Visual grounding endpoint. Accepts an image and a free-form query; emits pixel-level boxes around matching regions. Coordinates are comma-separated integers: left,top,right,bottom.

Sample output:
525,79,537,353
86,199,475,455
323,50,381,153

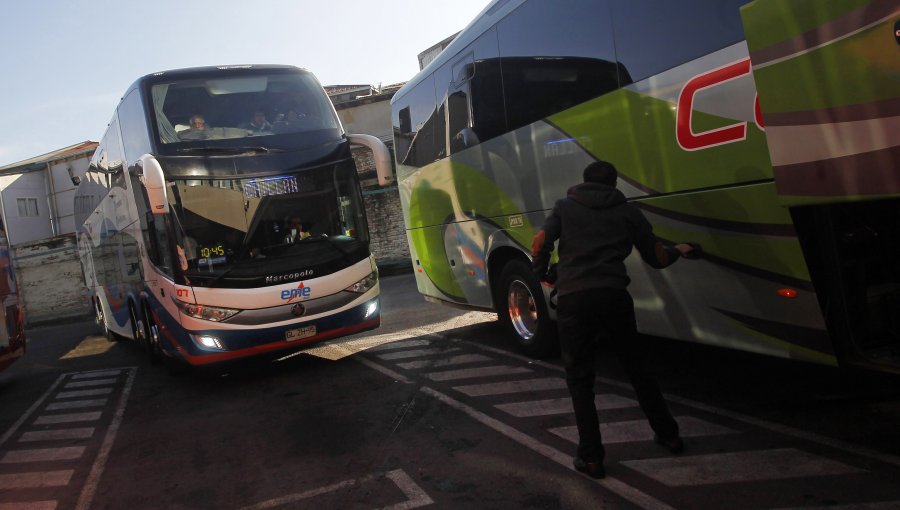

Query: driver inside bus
283,215,310,243
180,114,209,140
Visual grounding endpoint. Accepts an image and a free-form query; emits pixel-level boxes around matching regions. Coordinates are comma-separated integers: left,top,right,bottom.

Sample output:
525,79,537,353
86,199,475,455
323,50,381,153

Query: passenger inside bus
241,109,272,134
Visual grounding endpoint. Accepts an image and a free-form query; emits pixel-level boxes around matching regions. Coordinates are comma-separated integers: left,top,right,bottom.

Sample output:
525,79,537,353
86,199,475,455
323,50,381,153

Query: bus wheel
141,305,162,365
97,299,118,342
497,259,557,358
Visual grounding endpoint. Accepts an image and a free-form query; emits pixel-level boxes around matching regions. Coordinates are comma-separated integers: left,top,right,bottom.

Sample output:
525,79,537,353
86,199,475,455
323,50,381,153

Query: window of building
16,198,39,217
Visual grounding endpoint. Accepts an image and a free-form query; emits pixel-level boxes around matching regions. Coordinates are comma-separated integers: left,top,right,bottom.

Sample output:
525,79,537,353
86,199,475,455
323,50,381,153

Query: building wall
363,186,410,270
337,100,393,139
0,172,53,246
11,233,90,326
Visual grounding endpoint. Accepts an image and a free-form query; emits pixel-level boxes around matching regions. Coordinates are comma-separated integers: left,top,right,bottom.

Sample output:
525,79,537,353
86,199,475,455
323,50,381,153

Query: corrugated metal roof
0,140,98,175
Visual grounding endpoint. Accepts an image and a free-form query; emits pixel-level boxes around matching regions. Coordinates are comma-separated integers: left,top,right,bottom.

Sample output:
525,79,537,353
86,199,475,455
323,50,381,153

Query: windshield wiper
176,146,284,155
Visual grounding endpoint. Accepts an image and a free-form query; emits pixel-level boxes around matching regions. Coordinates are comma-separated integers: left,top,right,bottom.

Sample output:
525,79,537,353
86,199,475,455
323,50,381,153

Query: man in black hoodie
531,160,696,479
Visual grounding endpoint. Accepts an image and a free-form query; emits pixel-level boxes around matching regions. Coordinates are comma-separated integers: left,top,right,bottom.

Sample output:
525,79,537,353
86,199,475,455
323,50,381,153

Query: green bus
390,0,900,372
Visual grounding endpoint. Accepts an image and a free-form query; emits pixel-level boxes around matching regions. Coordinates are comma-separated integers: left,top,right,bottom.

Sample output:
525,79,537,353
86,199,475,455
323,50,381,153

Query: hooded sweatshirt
532,182,677,297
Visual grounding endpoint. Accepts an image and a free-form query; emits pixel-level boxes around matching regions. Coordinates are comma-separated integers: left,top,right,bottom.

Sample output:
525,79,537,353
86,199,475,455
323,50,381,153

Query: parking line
34,412,102,425
19,429,95,443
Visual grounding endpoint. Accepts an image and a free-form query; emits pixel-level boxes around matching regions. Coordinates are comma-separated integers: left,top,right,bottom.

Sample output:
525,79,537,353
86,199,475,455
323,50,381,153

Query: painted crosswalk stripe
496,394,639,418
45,399,108,411
397,354,492,370
368,339,432,352
0,470,73,489
70,370,121,380
34,412,102,425
620,448,864,486
20,428,95,443
1,446,86,464
64,379,118,389
377,348,461,361
426,365,532,382
55,388,113,399
549,416,739,445
454,378,567,397
0,501,58,510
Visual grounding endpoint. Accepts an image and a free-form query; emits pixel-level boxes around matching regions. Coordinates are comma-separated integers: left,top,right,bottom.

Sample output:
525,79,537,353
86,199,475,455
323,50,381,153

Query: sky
0,0,491,168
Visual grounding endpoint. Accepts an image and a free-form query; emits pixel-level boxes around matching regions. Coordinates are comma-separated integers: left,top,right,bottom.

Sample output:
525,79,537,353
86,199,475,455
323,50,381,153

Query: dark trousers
557,288,678,462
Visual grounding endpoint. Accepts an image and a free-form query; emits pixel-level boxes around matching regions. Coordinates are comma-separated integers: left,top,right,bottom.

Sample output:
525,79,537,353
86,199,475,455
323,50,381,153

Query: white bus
76,65,391,372
390,0,900,372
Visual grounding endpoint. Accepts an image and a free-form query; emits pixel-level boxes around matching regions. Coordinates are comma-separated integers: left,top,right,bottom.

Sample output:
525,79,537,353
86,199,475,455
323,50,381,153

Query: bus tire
141,304,162,365
497,259,557,358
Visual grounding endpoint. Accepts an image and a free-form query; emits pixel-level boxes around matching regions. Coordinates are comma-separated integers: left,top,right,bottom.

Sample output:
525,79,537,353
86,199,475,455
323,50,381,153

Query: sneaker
573,457,605,479
653,434,684,454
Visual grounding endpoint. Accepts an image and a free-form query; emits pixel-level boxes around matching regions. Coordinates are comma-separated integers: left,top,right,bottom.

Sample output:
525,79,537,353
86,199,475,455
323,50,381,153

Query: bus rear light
777,288,798,299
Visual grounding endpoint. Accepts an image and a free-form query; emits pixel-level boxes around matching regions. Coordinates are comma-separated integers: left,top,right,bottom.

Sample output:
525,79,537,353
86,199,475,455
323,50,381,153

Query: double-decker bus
76,65,391,372
390,0,900,372
0,234,25,372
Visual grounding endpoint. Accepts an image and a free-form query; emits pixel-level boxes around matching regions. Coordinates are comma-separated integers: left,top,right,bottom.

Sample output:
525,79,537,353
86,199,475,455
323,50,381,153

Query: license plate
285,325,316,342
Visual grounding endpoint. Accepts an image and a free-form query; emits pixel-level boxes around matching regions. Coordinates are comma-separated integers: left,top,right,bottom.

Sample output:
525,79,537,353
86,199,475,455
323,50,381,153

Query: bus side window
152,215,174,277
497,0,619,132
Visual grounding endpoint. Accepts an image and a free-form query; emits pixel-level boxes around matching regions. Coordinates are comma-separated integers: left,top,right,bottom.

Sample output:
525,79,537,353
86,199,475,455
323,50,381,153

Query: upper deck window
149,70,341,153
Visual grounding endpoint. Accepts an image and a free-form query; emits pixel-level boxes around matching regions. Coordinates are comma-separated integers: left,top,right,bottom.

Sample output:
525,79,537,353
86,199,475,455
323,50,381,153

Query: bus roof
391,0,525,105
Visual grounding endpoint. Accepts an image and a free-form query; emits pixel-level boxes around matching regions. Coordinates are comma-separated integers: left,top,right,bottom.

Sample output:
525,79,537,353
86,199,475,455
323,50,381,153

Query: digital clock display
200,244,225,259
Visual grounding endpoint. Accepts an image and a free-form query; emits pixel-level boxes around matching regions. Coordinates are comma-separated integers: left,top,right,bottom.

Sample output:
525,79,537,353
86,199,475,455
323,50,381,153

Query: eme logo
281,282,311,302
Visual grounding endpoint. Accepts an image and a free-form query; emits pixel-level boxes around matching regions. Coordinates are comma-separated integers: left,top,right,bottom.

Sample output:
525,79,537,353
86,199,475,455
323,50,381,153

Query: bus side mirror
347,133,394,187
139,154,170,215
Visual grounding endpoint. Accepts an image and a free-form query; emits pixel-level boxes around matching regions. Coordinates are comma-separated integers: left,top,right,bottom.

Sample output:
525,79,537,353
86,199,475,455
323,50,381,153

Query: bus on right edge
390,0,900,372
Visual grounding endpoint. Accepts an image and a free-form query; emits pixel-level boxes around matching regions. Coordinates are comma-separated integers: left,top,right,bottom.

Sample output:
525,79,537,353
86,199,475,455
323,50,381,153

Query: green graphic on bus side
550,89,773,194
741,0,871,52
751,23,899,114
407,160,535,301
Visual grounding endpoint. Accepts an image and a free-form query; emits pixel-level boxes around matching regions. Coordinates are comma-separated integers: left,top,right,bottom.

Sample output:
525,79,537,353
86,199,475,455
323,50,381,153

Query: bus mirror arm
139,154,170,215
347,134,394,187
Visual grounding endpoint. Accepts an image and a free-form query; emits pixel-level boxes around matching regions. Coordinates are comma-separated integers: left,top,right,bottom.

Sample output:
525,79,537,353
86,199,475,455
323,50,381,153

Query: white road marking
0,501,58,510
1,447,85,463
0,470,73,489
45,399,108,411
20,428,95,443
378,348,461,361
64,379,118,389
495,395,638,417
55,388,113,399
70,370,121,380
368,339,433,352
397,354,491,370
34,412,102,425
353,357,412,384
453,377,567,397
236,469,432,510
426,365,531,382
382,469,435,510
621,448,864,486
773,502,900,510
74,367,137,510
0,375,67,448
421,387,675,510
549,416,739,444
462,339,900,468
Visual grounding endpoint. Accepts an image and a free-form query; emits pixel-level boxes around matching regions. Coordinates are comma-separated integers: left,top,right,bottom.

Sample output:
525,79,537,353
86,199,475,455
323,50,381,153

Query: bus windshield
150,70,341,153
169,161,369,287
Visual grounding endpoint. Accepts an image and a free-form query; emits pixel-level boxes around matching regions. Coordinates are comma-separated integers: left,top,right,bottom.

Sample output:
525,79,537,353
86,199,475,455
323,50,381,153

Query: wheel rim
507,279,538,340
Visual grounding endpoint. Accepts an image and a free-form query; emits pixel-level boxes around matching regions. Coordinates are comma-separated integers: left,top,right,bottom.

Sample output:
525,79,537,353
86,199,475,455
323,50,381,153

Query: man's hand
675,243,702,259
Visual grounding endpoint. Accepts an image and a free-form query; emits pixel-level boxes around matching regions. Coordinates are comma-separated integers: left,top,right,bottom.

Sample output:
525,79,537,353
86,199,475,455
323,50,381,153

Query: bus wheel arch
490,250,558,358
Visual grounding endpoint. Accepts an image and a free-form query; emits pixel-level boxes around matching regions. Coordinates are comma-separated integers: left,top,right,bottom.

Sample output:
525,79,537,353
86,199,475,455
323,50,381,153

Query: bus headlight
345,272,378,294
178,302,240,322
